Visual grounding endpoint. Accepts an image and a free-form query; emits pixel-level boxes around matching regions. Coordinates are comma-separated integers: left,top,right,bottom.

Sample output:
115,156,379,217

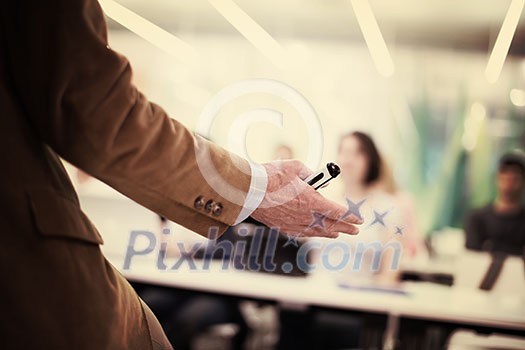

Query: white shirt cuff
234,162,268,225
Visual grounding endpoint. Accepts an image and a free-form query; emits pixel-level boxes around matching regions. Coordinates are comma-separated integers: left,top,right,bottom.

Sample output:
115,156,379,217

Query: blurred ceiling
109,0,525,55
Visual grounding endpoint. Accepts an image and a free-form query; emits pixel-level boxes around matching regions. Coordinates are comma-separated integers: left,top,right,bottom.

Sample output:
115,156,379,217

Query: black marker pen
304,162,341,190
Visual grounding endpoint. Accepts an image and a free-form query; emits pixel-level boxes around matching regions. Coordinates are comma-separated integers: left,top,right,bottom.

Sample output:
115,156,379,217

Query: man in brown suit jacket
0,0,360,348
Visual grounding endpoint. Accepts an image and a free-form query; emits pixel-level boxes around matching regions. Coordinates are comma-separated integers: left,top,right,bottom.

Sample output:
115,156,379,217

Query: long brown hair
339,131,381,185
339,131,397,193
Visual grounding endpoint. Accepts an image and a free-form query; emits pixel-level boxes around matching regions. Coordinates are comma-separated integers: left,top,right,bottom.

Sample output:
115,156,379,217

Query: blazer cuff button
212,203,223,216
194,196,205,209
204,199,215,213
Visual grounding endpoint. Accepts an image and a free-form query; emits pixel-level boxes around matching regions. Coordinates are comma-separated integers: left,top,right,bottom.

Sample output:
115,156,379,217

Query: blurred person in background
278,132,426,350
465,151,525,257
273,144,294,161
334,131,425,284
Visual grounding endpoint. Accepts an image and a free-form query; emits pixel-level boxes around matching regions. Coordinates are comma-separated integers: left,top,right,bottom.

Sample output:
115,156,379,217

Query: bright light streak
462,102,487,151
207,0,289,70
485,0,525,84
350,0,394,77
510,88,525,106
99,0,199,65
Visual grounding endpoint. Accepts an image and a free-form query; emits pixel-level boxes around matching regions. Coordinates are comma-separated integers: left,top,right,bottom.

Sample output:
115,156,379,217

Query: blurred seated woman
322,131,425,284
279,131,426,350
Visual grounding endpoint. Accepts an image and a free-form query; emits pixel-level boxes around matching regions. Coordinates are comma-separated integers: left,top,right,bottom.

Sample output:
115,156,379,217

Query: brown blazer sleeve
2,0,251,236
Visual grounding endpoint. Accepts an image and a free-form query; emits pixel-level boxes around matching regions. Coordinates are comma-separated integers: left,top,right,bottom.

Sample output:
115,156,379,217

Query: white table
106,253,525,349
77,193,525,348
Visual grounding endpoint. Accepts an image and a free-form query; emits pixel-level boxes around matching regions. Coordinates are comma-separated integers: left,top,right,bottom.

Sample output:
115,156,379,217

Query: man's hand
251,160,362,238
